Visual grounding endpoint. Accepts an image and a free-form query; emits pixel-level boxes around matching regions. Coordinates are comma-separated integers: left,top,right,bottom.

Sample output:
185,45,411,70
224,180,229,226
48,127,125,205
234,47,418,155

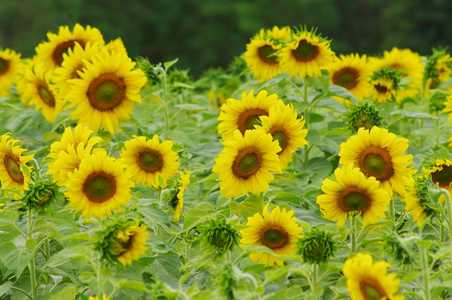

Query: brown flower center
137,149,163,173
37,83,56,107
338,186,371,212
87,73,126,111
232,147,262,179
359,279,387,300
270,128,289,154
258,45,279,65
3,153,24,184
358,146,394,181
237,108,268,134
83,171,117,203
374,84,388,94
332,67,359,90
0,58,9,75
292,39,319,62
52,39,84,66
261,227,289,249
431,165,452,188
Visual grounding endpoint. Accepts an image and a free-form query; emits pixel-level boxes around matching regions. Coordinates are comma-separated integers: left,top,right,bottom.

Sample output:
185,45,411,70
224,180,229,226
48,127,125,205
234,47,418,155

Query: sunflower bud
22,179,61,210
297,228,336,264
428,91,448,113
423,49,452,89
228,56,247,76
382,232,415,265
199,218,239,255
346,102,382,134
135,56,159,86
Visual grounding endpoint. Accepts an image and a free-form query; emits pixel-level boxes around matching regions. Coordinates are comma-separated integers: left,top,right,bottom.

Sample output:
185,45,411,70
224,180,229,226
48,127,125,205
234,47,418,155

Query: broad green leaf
0,211,17,227
118,281,148,292
0,238,36,278
306,157,333,178
0,281,12,297
164,58,179,70
229,195,263,218
175,104,206,111
272,191,301,205
264,266,290,282
139,204,172,232
328,84,359,104
242,245,275,256
49,286,77,300
183,202,219,231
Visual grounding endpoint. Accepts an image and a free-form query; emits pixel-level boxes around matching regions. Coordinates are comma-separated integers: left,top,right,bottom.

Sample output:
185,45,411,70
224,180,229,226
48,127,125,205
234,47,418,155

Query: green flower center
271,129,288,154
232,147,262,179
258,45,279,64
87,73,126,111
353,113,375,131
292,39,319,62
431,165,452,187
237,108,268,134
0,58,9,75
332,67,359,90
83,172,116,203
137,150,163,173
52,39,84,66
262,227,289,249
4,154,24,183
37,83,56,107
360,281,386,300
358,146,394,181
342,191,370,211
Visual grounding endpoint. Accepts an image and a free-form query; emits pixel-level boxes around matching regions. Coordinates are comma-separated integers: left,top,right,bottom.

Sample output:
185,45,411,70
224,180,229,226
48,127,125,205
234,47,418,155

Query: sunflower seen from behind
65,151,134,219
339,126,414,196
67,51,147,134
240,205,303,266
171,169,191,222
343,252,405,300
212,129,281,198
317,164,390,227
120,135,180,189
0,48,23,94
403,176,440,226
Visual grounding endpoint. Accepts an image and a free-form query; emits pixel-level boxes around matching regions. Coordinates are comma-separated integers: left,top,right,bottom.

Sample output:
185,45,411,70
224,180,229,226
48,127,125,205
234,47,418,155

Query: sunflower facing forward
339,126,414,196
212,129,282,198
120,135,180,189
423,158,452,197
240,205,303,266
343,253,405,300
316,164,390,227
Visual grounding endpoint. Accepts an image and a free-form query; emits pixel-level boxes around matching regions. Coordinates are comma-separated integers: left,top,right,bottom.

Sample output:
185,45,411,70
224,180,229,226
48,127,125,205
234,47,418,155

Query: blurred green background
1,0,451,76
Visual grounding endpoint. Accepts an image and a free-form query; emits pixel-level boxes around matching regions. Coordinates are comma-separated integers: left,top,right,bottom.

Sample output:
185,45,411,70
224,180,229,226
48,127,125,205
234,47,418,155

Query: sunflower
0,202,4,212
370,77,397,103
423,50,452,92
403,176,440,226
343,252,405,300
172,169,191,222
120,135,180,189
21,63,64,123
66,51,147,134
339,127,414,196
255,104,308,168
217,90,285,141
88,295,108,300
105,38,128,56
280,29,335,78
212,129,281,198
0,48,23,93
327,53,371,101
115,222,149,266
0,133,33,196
442,94,452,120
34,24,104,70
316,164,390,227
423,158,452,198
239,205,303,266
65,151,134,219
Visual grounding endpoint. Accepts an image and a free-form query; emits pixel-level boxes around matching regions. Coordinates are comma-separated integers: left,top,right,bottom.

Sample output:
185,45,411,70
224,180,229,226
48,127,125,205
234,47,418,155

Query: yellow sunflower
370,77,397,103
88,295,108,300
327,53,371,101
172,169,191,222
212,129,281,198
255,104,308,168
442,94,452,120
120,135,180,189
240,205,303,266
0,48,23,93
423,158,452,199
22,63,64,123
115,222,149,266
280,29,335,78
339,127,414,196
316,164,390,227
105,38,128,56
65,151,134,219
343,252,405,300
34,23,104,70
0,133,33,196
67,51,147,134
403,176,439,226
217,90,286,141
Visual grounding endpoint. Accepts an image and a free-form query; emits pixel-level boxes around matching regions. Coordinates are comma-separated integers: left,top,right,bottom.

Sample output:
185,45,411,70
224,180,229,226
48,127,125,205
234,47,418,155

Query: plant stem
389,199,395,228
419,242,430,300
350,215,358,255
97,259,104,296
439,188,452,241
27,209,37,298
10,286,33,299
311,264,318,291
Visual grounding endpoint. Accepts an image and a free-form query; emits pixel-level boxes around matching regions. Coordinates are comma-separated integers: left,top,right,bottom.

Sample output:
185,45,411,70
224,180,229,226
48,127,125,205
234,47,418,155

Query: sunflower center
431,165,452,188
83,172,117,203
87,73,126,111
37,83,56,107
271,129,288,154
262,227,289,249
339,187,371,212
374,84,388,94
232,147,263,179
292,40,319,62
3,154,24,183
137,150,163,173
358,146,394,181
359,280,387,300
0,58,9,75
237,109,268,134
332,67,359,90
52,39,84,66
258,45,279,65
170,189,180,209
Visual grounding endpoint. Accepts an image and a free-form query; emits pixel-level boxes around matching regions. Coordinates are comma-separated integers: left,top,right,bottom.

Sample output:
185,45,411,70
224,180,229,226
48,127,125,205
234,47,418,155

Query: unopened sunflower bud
346,102,382,134
135,56,159,86
429,91,448,113
200,218,239,255
297,228,336,264
22,179,61,210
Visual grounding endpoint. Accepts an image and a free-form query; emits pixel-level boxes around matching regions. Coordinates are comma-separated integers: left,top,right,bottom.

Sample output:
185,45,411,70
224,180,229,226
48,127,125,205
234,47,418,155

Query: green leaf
164,58,179,70
390,110,439,119
264,266,290,282
242,245,275,256
328,84,359,104
175,104,206,111
183,202,219,231
0,238,36,278
0,211,17,227
272,191,301,205
306,157,333,178
0,281,12,297
139,204,172,232
229,195,263,218
49,286,77,300
118,281,148,292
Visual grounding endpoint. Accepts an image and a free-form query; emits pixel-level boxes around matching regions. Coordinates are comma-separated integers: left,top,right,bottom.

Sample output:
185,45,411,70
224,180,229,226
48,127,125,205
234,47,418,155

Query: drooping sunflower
424,50,452,92
255,104,308,168
327,53,371,101
317,164,390,227
114,222,149,266
217,90,286,141
65,151,134,219
67,51,147,134
423,158,452,197
240,205,303,266
0,133,33,196
120,135,180,189
339,126,414,196
22,63,64,123
280,29,335,78
34,24,104,70
403,176,440,226
171,169,191,222
343,252,405,300
0,48,23,94
212,129,281,198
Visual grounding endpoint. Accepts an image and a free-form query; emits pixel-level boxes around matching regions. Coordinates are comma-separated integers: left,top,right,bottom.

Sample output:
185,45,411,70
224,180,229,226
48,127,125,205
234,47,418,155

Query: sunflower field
1,23,452,300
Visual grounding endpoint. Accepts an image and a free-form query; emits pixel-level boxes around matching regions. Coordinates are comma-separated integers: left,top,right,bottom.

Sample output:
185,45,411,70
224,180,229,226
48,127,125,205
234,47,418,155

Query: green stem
185,241,190,262
10,286,33,299
389,199,395,228
97,259,105,296
158,67,170,132
419,241,430,300
311,264,318,291
435,111,440,147
27,210,37,298
350,215,358,255
439,188,452,241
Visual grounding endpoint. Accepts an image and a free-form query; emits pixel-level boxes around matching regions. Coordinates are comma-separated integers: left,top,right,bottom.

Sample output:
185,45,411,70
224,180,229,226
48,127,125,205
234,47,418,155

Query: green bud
21,179,61,210
383,232,416,265
135,56,160,86
297,228,336,264
199,218,239,255
345,102,382,134
428,91,448,113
